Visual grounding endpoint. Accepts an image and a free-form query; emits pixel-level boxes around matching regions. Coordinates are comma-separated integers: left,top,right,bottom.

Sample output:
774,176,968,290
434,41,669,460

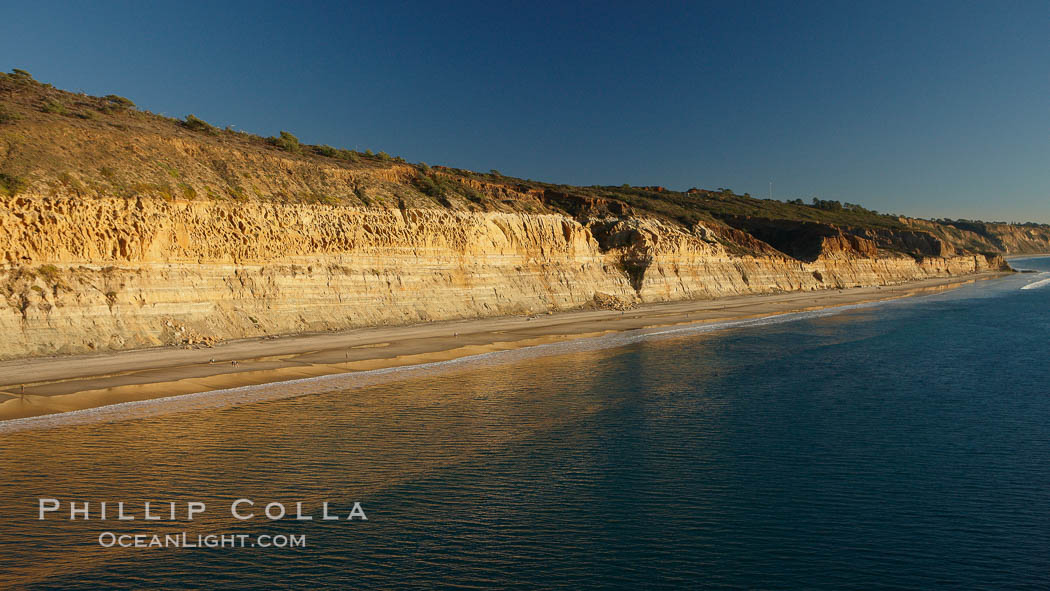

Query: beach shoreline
0,272,1010,423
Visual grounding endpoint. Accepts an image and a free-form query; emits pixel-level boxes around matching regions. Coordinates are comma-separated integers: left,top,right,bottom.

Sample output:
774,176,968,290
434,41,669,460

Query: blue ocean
2,257,1049,589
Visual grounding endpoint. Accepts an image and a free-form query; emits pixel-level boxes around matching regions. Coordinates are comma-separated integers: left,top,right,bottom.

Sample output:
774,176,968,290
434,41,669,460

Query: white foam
0,298,891,434
1021,274,1050,290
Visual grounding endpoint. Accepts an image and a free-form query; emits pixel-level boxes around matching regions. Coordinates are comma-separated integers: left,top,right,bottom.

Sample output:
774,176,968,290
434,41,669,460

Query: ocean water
1,257,1049,589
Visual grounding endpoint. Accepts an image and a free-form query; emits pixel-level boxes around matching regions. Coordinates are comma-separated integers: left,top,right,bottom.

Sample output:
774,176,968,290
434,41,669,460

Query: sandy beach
0,272,1008,422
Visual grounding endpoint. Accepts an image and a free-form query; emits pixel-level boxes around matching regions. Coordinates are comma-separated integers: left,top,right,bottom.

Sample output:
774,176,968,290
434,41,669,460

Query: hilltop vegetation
0,69,1047,257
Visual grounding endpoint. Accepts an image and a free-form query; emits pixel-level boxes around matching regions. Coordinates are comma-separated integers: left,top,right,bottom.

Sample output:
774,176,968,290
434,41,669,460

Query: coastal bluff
0,70,1045,359
0,194,1012,359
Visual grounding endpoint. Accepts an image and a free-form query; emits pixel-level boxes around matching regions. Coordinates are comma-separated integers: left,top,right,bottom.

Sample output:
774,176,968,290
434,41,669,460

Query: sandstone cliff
0,71,1042,359
0,193,1009,359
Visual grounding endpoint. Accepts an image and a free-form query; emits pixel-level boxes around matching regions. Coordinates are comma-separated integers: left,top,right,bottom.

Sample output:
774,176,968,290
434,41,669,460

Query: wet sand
0,273,1006,421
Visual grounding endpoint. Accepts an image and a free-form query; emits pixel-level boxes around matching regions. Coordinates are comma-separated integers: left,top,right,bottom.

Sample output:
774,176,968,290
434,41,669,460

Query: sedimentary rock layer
0,194,1009,359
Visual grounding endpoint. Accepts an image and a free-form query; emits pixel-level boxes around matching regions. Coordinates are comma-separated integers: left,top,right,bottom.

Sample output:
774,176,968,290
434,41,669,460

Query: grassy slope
1,69,1046,257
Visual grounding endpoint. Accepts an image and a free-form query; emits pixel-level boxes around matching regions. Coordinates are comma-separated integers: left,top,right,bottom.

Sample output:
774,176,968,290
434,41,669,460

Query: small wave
1021,277,1050,290
0,299,892,434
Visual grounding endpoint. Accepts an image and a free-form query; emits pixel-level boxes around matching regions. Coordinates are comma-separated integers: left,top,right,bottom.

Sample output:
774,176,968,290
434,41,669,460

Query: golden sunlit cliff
0,70,1043,359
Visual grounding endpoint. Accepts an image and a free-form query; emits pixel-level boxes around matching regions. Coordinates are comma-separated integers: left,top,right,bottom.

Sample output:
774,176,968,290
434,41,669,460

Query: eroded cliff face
0,74,1042,360
901,218,1050,255
0,194,1010,359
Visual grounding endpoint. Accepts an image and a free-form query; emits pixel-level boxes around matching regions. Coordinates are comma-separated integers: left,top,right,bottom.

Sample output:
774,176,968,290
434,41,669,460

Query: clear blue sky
3,1,1047,222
